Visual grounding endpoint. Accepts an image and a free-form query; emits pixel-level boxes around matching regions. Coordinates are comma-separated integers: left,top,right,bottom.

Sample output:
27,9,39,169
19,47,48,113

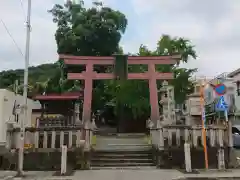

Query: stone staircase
91,133,155,169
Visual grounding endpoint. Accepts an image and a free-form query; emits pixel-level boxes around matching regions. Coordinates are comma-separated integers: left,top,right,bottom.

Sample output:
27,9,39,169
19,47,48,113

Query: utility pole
17,0,32,176
14,80,19,94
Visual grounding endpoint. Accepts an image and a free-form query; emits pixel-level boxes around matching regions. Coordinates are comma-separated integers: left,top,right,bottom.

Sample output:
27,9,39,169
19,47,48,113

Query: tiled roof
34,92,83,101
228,68,240,77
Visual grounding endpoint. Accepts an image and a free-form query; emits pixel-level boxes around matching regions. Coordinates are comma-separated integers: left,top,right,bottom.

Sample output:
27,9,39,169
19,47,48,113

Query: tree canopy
0,1,197,130
49,0,127,56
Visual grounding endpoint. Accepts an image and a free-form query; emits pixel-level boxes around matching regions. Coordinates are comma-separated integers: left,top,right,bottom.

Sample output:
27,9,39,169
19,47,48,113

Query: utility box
0,89,41,149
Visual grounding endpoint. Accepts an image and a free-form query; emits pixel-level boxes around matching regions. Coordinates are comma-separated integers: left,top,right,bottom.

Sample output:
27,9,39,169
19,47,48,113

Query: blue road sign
215,95,228,111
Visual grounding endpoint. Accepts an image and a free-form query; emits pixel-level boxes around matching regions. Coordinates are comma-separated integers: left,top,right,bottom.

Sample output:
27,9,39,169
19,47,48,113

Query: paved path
0,169,182,180
1,169,240,180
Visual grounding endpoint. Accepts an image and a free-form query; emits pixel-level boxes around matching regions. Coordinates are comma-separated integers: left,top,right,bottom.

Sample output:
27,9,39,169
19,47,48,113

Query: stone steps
91,162,154,168
91,134,154,169
94,134,149,151
92,158,152,162
91,166,156,170
95,146,151,151
91,149,154,168
93,152,151,158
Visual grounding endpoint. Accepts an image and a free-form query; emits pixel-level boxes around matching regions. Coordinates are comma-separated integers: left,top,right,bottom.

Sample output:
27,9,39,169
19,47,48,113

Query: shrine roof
59,54,181,60
34,92,82,101
59,54,181,66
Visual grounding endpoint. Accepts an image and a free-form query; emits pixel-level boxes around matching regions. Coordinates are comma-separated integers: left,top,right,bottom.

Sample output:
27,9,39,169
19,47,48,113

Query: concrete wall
228,72,240,114
186,79,207,116
231,72,240,82
187,96,201,116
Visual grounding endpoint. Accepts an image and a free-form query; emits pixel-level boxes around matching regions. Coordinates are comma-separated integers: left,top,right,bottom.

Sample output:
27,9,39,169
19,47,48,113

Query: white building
185,74,235,125
184,78,210,125
228,68,240,119
182,70,240,125
185,78,210,115
204,73,236,107
0,89,41,151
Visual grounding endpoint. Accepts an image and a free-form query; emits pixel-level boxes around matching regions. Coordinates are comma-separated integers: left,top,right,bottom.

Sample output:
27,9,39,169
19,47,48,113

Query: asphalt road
2,169,240,180
2,149,240,180
0,169,182,180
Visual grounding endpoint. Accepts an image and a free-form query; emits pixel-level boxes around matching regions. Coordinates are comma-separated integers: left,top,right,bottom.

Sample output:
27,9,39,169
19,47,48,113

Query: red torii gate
60,55,180,125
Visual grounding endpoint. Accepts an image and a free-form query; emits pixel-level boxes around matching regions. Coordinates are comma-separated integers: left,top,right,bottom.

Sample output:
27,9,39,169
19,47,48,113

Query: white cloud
128,0,240,76
0,0,117,71
0,0,240,79
0,0,58,70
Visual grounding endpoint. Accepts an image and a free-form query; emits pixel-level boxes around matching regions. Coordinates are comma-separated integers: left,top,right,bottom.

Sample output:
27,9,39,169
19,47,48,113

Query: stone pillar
159,81,168,123
185,97,191,126
228,116,236,168
218,148,225,170
228,117,233,148
184,142,192,172
159,81,176,125
84,122,90,151
74,100,81,125
61,145,67,175
167,85,176,124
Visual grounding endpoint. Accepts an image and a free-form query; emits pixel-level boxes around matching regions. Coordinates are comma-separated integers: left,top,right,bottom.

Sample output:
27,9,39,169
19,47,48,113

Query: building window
237,89,240,96
207,91,212,101
237,81,240,96
229,94,235,107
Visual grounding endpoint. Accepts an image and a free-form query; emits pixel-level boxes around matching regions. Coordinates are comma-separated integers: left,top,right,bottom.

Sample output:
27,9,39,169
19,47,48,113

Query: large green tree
49,1,127,55
0,63,59,96
47,0,128,112
104,35,197,123
157,35,197,103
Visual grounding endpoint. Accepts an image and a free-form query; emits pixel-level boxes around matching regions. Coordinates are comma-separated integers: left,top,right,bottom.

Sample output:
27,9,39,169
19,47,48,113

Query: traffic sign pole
200,81,209,169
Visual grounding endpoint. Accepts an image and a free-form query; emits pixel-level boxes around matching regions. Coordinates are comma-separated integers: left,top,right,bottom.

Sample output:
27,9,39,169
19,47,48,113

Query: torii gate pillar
148,62,160,122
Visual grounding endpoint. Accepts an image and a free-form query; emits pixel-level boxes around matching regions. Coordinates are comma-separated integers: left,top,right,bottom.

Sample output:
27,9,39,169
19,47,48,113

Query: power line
0,18,24,57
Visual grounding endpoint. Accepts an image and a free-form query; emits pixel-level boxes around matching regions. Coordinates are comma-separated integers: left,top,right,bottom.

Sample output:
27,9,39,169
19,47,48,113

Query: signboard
214,84,227,96
215,96,228,112
212,78,227,96
24,144,33,149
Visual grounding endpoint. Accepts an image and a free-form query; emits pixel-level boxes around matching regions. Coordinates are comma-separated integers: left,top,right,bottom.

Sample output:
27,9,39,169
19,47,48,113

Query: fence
150,125,230,171
150,125,228,148
4,123,93,174
5,117,93,151
6,126,93,152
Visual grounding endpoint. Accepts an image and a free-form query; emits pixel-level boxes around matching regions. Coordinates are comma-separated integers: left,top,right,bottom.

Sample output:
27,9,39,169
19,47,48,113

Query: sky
0,0,240,78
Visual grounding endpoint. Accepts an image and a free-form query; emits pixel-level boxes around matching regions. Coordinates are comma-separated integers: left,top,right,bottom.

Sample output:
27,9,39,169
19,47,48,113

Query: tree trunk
117,104,125,133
